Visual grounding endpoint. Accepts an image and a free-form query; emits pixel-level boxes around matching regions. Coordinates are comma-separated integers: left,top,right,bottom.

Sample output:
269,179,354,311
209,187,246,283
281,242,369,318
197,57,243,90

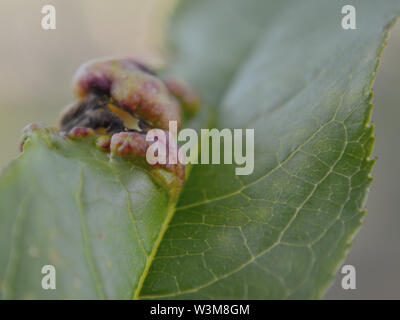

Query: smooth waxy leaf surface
0,0,399,300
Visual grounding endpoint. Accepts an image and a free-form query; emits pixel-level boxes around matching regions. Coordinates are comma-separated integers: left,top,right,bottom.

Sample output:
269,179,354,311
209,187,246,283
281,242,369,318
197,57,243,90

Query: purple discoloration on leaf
72,57,182,130
51,57,199,189
96,135,111,151
68,127,94,138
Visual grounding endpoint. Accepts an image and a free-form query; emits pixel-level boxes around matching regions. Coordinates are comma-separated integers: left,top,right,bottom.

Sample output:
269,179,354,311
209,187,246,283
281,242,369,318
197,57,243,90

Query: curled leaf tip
19,122,48,152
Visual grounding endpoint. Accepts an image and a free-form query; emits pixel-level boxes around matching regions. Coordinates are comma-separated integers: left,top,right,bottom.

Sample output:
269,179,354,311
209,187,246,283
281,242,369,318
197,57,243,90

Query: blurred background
0,0,398,299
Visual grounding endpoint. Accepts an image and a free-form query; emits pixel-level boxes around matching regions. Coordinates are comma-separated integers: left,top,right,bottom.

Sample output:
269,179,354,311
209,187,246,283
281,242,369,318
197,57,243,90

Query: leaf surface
0,130,174,299
0,0,399,300
139,0,400,299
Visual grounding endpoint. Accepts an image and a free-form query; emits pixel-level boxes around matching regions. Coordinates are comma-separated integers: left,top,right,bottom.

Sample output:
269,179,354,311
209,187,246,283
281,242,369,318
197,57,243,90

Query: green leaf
138,0,400,299
0,129,175,299
0,0,399,300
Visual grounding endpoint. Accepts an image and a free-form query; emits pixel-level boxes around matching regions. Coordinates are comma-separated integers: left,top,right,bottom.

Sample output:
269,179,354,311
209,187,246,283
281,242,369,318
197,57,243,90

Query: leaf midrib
134,201,177,299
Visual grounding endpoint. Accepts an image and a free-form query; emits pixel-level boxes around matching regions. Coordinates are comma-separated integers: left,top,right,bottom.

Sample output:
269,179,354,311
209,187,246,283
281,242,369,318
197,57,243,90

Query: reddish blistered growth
72,57,182,130
110,131,185,185
56,57,199,191
163,77,201,116
110,132,148,157
96,135,111,151
68,127,94,138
